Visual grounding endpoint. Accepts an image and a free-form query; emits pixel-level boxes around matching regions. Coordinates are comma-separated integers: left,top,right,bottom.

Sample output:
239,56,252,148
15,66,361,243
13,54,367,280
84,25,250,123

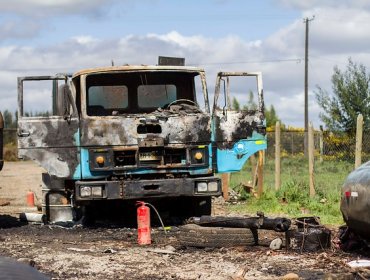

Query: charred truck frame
17,59,266,222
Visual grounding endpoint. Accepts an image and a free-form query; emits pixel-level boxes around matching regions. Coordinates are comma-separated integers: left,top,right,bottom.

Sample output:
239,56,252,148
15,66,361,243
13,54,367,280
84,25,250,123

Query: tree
246,91,257,111
2,110,16,128
265,105,280,128
231,97,240,110
315,58,370,133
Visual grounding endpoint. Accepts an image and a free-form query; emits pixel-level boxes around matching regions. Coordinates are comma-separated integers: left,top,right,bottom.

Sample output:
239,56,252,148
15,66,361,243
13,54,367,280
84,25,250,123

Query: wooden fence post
355,114,363,169
257,150,264,197
308,122,315,197
221,173,230,201
319,126,323,163
275,121,281,190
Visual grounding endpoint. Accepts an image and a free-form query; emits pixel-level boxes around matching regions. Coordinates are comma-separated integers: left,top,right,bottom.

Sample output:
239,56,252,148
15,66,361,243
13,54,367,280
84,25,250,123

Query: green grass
227,156,354,225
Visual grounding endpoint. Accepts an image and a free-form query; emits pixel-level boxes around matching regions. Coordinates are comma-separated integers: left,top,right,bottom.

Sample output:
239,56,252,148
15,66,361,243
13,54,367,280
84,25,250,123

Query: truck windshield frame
85,71,203,116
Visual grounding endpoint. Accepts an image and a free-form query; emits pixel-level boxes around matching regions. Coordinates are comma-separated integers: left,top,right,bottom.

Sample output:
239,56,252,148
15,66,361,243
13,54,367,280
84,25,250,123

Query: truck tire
178,224,257,247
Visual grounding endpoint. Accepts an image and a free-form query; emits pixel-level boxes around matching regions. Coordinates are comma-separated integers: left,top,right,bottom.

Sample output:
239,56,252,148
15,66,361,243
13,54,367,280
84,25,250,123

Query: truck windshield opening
86,72,200,116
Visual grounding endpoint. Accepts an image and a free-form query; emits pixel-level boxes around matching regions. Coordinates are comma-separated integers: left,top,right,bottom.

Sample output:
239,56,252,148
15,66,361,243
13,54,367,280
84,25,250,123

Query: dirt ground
0,161,369,280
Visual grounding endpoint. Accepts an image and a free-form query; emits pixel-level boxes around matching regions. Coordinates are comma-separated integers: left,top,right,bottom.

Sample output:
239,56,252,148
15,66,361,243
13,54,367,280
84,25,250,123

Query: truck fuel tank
340,161,370,240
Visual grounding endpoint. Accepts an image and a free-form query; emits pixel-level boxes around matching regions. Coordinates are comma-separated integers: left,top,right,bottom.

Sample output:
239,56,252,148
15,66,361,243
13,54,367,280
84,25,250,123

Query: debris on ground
339,226,370,253
269,238,283,250
286,217,331,252
347,259,370,268
188,212,291,232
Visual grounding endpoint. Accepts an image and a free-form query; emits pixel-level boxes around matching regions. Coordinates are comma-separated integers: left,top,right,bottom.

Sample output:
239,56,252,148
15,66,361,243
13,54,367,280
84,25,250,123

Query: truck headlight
91,186,103,197
197,182,208,192
80,186,92,197
208,181,219,192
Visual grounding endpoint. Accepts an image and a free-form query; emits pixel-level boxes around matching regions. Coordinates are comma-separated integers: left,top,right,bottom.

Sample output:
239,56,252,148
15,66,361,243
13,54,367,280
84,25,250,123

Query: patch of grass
227,156,353,225
4,143,18,161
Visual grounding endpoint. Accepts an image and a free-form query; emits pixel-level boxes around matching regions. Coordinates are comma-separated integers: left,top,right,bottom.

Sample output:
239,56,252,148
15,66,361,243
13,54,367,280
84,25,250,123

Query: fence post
275,121,281,190
308,122,315,197
257,150,264,197
319,126,323,163
355,114,363,169
221,173,230,201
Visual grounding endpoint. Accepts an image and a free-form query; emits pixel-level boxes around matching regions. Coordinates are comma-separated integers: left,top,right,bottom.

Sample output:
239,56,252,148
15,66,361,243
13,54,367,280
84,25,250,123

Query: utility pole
304,16,315,156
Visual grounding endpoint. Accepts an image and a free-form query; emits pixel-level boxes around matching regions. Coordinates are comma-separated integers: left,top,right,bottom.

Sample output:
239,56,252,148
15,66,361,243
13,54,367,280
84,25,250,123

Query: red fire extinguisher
136,201,151,245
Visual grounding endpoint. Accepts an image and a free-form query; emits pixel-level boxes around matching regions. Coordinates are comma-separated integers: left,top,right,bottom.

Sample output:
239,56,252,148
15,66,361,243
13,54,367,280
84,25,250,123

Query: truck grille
164,148,186,164
137,147,187,166
139,148,163,165
112,148,188,167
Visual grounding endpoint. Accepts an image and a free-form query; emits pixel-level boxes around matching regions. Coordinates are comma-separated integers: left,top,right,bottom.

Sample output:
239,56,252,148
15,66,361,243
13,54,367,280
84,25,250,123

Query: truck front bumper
75,177,221,201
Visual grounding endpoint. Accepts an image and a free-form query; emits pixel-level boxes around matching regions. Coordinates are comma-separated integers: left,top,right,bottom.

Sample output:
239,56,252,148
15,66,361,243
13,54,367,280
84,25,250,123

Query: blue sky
1,1,299,44
1,0,370,127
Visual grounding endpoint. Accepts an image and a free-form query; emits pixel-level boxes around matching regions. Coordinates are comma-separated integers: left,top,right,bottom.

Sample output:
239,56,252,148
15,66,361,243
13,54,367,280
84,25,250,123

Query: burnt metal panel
158,56,185,66
80,113,211,146
18,147,79,178
17,116,80,179
213,111,264,145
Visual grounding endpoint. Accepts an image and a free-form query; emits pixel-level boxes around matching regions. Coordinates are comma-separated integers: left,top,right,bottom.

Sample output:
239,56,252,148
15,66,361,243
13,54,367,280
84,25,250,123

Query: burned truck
17,61,266,222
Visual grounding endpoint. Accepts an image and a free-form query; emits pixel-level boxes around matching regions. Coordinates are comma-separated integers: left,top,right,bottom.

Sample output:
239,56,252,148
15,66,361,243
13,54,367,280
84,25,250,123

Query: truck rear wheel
178,224,257,247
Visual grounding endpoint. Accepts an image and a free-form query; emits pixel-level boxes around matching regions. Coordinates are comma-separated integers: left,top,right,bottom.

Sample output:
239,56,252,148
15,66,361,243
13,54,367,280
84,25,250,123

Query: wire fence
266,130,370,163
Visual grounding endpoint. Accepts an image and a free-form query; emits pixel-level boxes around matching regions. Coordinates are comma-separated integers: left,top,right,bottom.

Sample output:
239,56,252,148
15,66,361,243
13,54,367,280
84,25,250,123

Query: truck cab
17,63,266,222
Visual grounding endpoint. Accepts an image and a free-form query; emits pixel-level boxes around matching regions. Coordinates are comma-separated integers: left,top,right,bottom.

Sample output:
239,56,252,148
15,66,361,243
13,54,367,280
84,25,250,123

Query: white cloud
71,36,100,45
0,19,41,40
278,0,370,11
0,0,119,16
